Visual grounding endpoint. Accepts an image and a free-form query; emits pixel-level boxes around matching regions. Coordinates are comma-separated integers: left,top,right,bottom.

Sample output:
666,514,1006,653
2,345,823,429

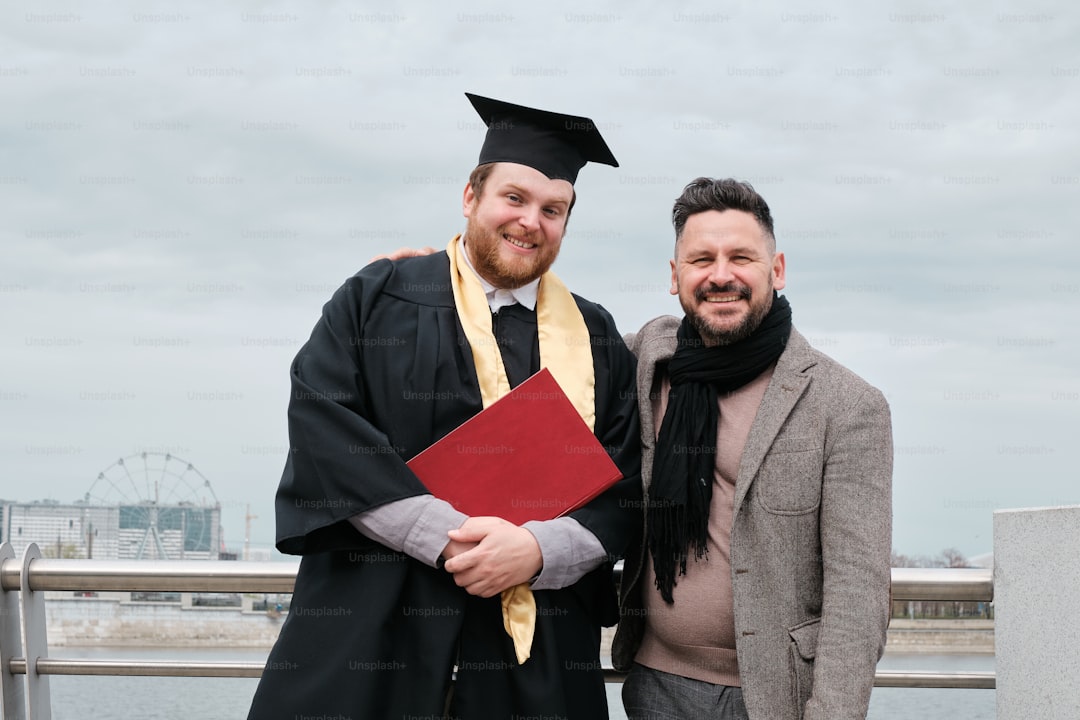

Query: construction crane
244,504,258,561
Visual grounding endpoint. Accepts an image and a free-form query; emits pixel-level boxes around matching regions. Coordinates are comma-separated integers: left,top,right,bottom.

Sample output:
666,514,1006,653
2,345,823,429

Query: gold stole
446,236,595,663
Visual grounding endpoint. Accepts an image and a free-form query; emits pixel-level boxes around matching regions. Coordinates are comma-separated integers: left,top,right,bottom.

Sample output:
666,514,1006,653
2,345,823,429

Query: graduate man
246,94,641,720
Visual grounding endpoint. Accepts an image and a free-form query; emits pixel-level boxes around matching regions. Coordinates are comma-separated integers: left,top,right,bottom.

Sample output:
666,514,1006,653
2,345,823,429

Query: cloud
4,0,1079,559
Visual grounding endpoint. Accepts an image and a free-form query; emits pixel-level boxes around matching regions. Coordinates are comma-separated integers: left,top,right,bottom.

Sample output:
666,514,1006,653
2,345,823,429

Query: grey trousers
622,663,750,720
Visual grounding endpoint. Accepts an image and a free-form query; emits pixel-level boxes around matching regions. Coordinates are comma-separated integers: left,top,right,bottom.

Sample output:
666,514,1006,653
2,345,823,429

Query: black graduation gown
246,251,641,720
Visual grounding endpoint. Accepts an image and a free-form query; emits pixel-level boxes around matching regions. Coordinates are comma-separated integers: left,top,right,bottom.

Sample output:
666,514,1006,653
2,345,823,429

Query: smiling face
670,209,786,346
461,162,574,289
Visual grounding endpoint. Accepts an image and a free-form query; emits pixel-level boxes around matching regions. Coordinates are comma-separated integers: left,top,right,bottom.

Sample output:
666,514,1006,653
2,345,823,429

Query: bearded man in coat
613,177,893,720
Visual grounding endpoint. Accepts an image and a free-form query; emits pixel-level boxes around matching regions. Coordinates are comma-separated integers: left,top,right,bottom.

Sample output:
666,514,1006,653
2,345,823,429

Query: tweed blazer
612,315,893,720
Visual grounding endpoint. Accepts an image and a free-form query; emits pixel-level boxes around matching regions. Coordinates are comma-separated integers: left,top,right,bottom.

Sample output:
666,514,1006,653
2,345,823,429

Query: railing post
20,544,51,720
995,506,1080,720
1,543,27,720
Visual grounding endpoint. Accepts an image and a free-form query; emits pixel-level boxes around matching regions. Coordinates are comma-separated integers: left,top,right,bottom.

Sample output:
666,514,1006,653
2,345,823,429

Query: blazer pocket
754,438,823,515
788,617,820,719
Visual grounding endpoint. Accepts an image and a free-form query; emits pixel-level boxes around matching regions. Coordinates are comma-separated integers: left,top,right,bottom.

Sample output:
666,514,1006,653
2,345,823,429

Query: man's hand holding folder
443,517,543,598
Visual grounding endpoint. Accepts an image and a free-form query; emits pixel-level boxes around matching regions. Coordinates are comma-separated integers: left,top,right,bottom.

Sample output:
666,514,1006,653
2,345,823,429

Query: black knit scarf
647,293,792,603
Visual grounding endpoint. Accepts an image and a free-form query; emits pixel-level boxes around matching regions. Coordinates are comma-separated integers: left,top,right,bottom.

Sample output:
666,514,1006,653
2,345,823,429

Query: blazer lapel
733,329,815,512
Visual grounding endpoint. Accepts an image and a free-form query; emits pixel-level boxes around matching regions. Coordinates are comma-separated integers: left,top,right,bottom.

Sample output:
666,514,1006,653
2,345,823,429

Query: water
47,648,261,720
43,647,993,719
869,654,994,720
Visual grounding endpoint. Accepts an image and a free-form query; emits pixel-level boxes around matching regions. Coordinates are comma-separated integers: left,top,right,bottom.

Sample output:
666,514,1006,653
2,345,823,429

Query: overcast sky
3,0,1078,562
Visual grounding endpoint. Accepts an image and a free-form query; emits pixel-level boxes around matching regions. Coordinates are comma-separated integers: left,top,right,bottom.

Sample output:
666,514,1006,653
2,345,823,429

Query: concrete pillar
995,506,1080,720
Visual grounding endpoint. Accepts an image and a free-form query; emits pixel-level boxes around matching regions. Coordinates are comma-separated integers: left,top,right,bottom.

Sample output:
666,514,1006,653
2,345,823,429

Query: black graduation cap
466,92,619,184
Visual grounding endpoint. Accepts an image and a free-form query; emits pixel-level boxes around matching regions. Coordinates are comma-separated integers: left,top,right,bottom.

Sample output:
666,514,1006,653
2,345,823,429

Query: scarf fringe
647,500,711,604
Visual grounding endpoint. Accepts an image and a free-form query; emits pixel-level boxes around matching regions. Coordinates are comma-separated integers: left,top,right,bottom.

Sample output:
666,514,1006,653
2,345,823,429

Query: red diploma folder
406,368,623,525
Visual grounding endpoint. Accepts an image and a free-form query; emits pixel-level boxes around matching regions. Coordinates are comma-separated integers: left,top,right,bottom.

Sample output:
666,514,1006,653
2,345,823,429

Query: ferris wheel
85,452,220,560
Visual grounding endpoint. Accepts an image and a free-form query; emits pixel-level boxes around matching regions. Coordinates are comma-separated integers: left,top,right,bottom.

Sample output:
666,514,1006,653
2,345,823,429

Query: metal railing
0,543,996,719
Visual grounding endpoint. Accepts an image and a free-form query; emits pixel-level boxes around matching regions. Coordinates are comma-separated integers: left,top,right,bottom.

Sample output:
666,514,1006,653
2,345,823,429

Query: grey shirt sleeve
523,517,608,590
348,495,467,568
350,498,607,588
